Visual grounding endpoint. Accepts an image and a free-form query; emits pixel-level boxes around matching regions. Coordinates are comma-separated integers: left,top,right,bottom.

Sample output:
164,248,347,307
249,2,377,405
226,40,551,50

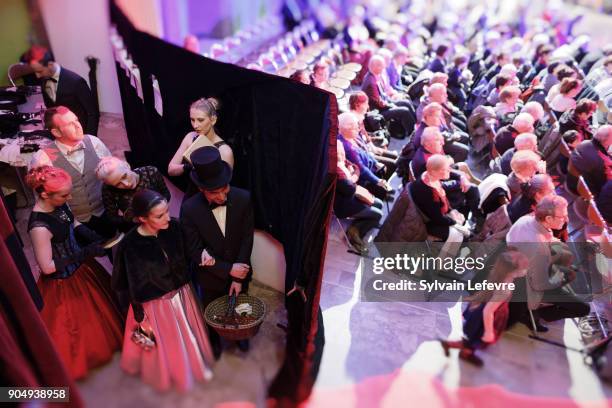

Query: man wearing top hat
180,146,254,357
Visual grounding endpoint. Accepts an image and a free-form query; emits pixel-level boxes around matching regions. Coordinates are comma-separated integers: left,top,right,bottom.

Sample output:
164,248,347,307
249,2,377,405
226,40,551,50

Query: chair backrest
567,158,581,178
559,137,571,158
577,176,593,200
408,160,416,182
8,63,34,87
587,200,607,229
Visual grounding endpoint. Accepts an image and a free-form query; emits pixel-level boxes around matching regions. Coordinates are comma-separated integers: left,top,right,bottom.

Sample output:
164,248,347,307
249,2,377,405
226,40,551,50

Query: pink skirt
120,284,214,392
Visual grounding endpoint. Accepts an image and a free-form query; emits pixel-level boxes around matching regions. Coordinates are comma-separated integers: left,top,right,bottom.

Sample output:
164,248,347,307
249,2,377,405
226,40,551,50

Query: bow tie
66,143,85,156
209,202,227,210
46,77,58,83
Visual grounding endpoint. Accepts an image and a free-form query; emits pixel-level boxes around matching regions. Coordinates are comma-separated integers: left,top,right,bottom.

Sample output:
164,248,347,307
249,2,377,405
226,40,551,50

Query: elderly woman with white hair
96,156,170,232
498,132,539,175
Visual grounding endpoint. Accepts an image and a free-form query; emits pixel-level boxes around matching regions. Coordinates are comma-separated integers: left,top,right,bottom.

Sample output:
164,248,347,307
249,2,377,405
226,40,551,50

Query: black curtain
110,2,337,404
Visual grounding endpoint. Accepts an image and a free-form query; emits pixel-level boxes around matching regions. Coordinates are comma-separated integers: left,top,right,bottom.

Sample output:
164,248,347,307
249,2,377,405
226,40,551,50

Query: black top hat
189,146,232,190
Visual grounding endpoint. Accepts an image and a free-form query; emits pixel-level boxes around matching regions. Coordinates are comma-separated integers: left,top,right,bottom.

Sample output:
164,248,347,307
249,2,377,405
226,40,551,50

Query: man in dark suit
361,55,416,139
25,46,99,135
181,147,254,356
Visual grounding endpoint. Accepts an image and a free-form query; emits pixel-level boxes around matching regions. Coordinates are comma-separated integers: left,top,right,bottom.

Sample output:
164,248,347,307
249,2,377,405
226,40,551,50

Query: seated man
25,46,100,135
362,55,416,138
507,195,589,329
497,132,539,175
486,74,512,106
413,102,469,163
570,125,612,196
494,112,534,155
416,83,467,132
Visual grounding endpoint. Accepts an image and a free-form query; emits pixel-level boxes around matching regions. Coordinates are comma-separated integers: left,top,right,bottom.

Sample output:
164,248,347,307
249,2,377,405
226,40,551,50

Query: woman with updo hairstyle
168,97,234,197
26,165,123,380
112,189,214,391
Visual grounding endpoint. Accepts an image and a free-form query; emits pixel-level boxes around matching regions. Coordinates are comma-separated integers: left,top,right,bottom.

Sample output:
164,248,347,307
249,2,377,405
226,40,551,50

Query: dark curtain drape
0,198,83,407
110,2,337,404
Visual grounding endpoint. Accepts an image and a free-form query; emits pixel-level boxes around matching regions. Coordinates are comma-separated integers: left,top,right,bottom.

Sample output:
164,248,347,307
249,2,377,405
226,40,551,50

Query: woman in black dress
26,166,123,380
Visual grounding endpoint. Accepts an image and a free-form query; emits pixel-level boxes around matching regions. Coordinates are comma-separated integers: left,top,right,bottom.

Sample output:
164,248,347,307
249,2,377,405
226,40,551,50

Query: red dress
29,205,124,380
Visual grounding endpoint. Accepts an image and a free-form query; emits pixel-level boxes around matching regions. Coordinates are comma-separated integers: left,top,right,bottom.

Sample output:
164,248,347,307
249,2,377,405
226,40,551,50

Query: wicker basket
204,294,266,341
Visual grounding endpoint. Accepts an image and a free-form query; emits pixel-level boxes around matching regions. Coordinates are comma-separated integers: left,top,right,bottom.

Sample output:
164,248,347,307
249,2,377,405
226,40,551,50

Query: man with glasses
507,195,589,330
30,106,115,240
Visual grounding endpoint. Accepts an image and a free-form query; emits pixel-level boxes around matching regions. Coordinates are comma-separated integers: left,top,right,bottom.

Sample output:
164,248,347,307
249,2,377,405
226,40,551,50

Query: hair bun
206,97,220,111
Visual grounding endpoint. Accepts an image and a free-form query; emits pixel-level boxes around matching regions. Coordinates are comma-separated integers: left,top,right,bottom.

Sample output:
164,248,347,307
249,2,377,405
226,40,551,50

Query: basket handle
225,293,237,318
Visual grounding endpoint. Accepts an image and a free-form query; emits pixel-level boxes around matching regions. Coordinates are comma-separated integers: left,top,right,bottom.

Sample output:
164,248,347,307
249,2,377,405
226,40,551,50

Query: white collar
52,64,61,82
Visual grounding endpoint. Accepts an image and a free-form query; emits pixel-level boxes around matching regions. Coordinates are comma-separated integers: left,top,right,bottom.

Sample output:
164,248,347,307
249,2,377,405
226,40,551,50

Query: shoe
347,226,366,249
237,339,250,352
459,349,484,367
439,339,463,357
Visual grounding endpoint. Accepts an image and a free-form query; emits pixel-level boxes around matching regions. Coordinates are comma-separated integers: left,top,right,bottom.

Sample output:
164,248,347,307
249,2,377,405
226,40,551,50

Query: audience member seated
486,74,512,106
413,102,469,163
494,112,535,155
520,101,547,138
349,92,398,172
549,78,582,117
311,60,331,90
507,195,590,330
440,249,529,367
570,124,612,196
338,112,393,201
497,132,539,175
495,85,523,123
409,154,471,241
388,47,410,92
428,44,449,73
25,46,100,135
361,55,416,138
289,69,311,85
507,150,545,198
96,157,171,232
507,174,555,223
447,54,471,110
558,98,597,140
335,141,384,254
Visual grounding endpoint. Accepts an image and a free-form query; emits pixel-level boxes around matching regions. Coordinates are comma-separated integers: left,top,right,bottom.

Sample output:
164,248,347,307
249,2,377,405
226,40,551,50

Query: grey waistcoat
44,135,104,222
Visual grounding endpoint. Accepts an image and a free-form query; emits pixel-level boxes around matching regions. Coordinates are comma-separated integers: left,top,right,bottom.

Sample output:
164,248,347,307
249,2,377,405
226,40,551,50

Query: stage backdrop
110,2,337,404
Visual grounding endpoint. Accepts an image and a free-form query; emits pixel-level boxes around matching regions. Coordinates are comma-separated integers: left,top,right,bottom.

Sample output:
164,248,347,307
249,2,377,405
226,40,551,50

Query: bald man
361,55,416,138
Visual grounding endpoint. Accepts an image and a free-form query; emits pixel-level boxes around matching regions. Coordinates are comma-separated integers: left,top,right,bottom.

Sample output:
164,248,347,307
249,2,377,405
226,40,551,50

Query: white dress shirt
29,135,111,173
211,205,227,237
44,65,61,102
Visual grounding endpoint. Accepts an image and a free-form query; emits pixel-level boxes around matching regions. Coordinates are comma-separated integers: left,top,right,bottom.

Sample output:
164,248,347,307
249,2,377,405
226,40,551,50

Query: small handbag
131,324,156,351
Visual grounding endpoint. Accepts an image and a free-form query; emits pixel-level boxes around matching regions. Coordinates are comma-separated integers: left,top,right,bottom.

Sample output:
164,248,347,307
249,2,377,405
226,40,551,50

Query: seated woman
558,98,597,140
311,60,331,91
549,78,582,118
440,249,529,366
167,97,233,198
507,174,555,223
338,112,394,200
409,154,470,241
558,130,583,174
113,190,214,391
507,150,545,198
335,141,384,254
96,156,171,232
349,91,398,171
26,166,123,380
